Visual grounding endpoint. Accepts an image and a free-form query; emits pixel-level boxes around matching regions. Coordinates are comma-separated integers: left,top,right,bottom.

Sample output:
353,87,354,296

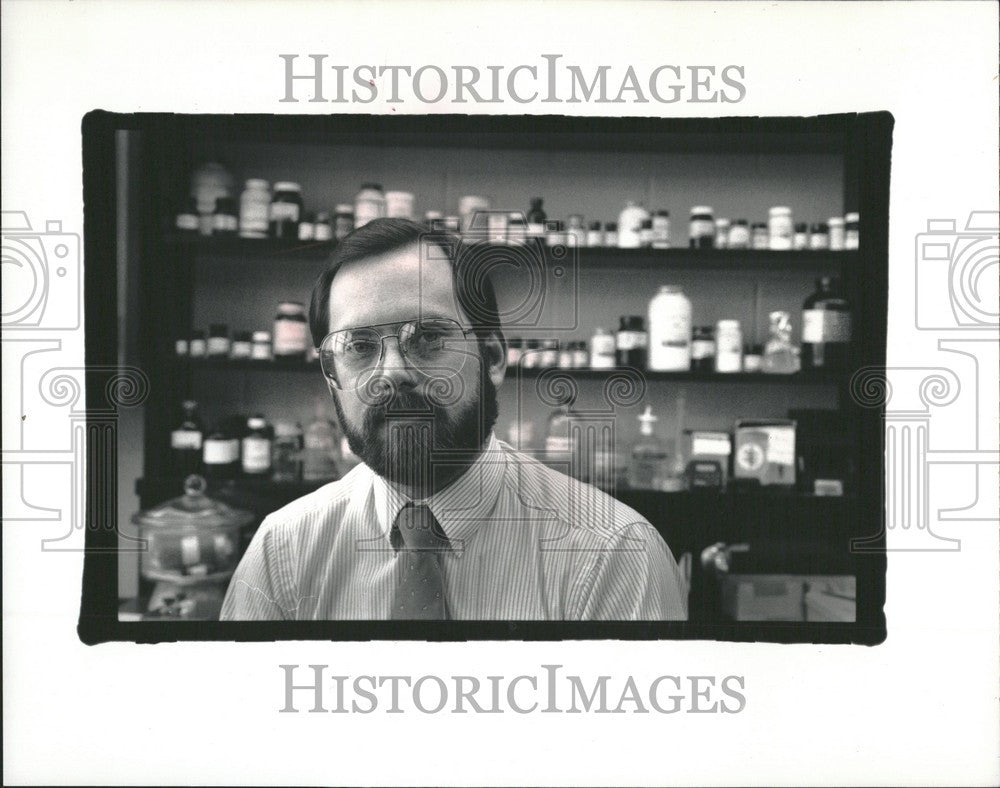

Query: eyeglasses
319,317,474,391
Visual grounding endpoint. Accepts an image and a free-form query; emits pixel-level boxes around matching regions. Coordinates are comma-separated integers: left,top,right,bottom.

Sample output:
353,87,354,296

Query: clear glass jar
763,311,801,374
132,474,251,585
689,206,715,249
768,207,793,250
714,320,743,373
273,302,309,359
272,421,304,483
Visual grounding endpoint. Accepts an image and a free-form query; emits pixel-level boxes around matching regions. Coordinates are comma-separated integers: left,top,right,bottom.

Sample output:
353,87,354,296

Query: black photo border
78,110,891,645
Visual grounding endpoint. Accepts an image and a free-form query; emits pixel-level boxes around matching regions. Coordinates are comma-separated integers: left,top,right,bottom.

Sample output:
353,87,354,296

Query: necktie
391,503,451,620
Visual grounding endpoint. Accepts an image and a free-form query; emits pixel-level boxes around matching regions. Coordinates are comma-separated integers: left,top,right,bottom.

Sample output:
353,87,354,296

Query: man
221,218,687,620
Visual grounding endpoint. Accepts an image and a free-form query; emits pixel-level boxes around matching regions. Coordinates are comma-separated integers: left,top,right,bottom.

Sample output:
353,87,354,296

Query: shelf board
177,357,840,385
165,233,854,270
165,233,335,260
138,475,854,504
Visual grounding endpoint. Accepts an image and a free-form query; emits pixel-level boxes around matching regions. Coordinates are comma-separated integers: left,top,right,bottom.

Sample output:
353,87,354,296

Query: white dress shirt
220,432,688,620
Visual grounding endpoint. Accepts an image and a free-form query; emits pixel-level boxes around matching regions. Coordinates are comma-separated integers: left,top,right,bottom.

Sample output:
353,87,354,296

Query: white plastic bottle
648,285,693,371
617,201,651,249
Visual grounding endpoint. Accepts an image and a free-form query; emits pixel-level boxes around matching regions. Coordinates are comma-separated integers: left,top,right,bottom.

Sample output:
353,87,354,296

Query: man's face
325,241,505,488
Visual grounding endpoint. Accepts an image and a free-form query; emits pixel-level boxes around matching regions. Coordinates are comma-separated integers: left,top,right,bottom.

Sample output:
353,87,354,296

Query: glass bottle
627,405,670,490
802,276,852,370
302,398,341,482
762,311,801,374
544,407,578,477
526,198,547,237
202,422,239,479
241,415,273,477
272,421,304,483
170,400,203,477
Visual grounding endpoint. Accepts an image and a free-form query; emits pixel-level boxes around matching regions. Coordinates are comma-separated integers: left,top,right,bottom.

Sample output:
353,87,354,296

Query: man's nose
374,336,419,388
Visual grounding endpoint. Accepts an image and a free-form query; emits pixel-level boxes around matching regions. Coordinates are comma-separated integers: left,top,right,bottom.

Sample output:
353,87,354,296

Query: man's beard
331,362,499,492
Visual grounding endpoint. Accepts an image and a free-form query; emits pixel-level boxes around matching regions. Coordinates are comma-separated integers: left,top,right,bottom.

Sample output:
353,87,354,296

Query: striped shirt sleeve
577,522,688,621
220,517,290,621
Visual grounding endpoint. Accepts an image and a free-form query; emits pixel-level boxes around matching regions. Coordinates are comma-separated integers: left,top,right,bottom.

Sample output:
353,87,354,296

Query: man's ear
480,331,507,388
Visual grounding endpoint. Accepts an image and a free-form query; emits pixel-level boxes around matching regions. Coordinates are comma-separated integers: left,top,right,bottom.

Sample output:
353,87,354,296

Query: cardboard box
720,574,854,622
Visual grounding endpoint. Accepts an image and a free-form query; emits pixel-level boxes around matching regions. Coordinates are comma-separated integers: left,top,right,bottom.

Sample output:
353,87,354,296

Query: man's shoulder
260,462,369,535
496,440,658,546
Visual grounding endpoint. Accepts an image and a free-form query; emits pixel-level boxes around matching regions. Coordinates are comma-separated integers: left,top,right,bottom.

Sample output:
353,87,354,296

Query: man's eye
344,339,378,357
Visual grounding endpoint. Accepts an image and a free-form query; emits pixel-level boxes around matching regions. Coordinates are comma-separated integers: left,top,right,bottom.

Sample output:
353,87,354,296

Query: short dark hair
308,218,506,350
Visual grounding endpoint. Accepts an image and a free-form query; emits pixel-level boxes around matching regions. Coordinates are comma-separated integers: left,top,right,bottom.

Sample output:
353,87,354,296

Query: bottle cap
245,178,270,190
273,182,301,193
360,183,384,192
335,203,354,214
844,212,860,223
247,416,267,430
769,206,792,215
717,319,741,331
252,331,271,342
690,206,714,215
828,216,845,227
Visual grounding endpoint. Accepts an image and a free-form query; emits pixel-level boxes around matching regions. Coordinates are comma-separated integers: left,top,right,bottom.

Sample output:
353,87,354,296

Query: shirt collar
371,432,506,553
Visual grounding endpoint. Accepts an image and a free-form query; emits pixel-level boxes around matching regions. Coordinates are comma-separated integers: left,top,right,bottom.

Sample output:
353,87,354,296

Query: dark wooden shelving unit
176,355,841,385
80,110,890,643
167,232,854,271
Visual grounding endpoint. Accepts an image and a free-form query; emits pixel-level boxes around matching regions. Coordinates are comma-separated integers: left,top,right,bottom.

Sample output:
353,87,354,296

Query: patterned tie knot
396,503,451,552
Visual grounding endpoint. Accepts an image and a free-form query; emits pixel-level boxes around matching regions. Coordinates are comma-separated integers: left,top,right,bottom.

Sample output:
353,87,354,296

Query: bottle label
207,337,230,356
176,214,199,231
803,310,852,343
616,331,648,351
242,436,272,472
273,321,308,355
240,201,269,234
269,201,300,223
171,430,203,450
203,438,238,464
